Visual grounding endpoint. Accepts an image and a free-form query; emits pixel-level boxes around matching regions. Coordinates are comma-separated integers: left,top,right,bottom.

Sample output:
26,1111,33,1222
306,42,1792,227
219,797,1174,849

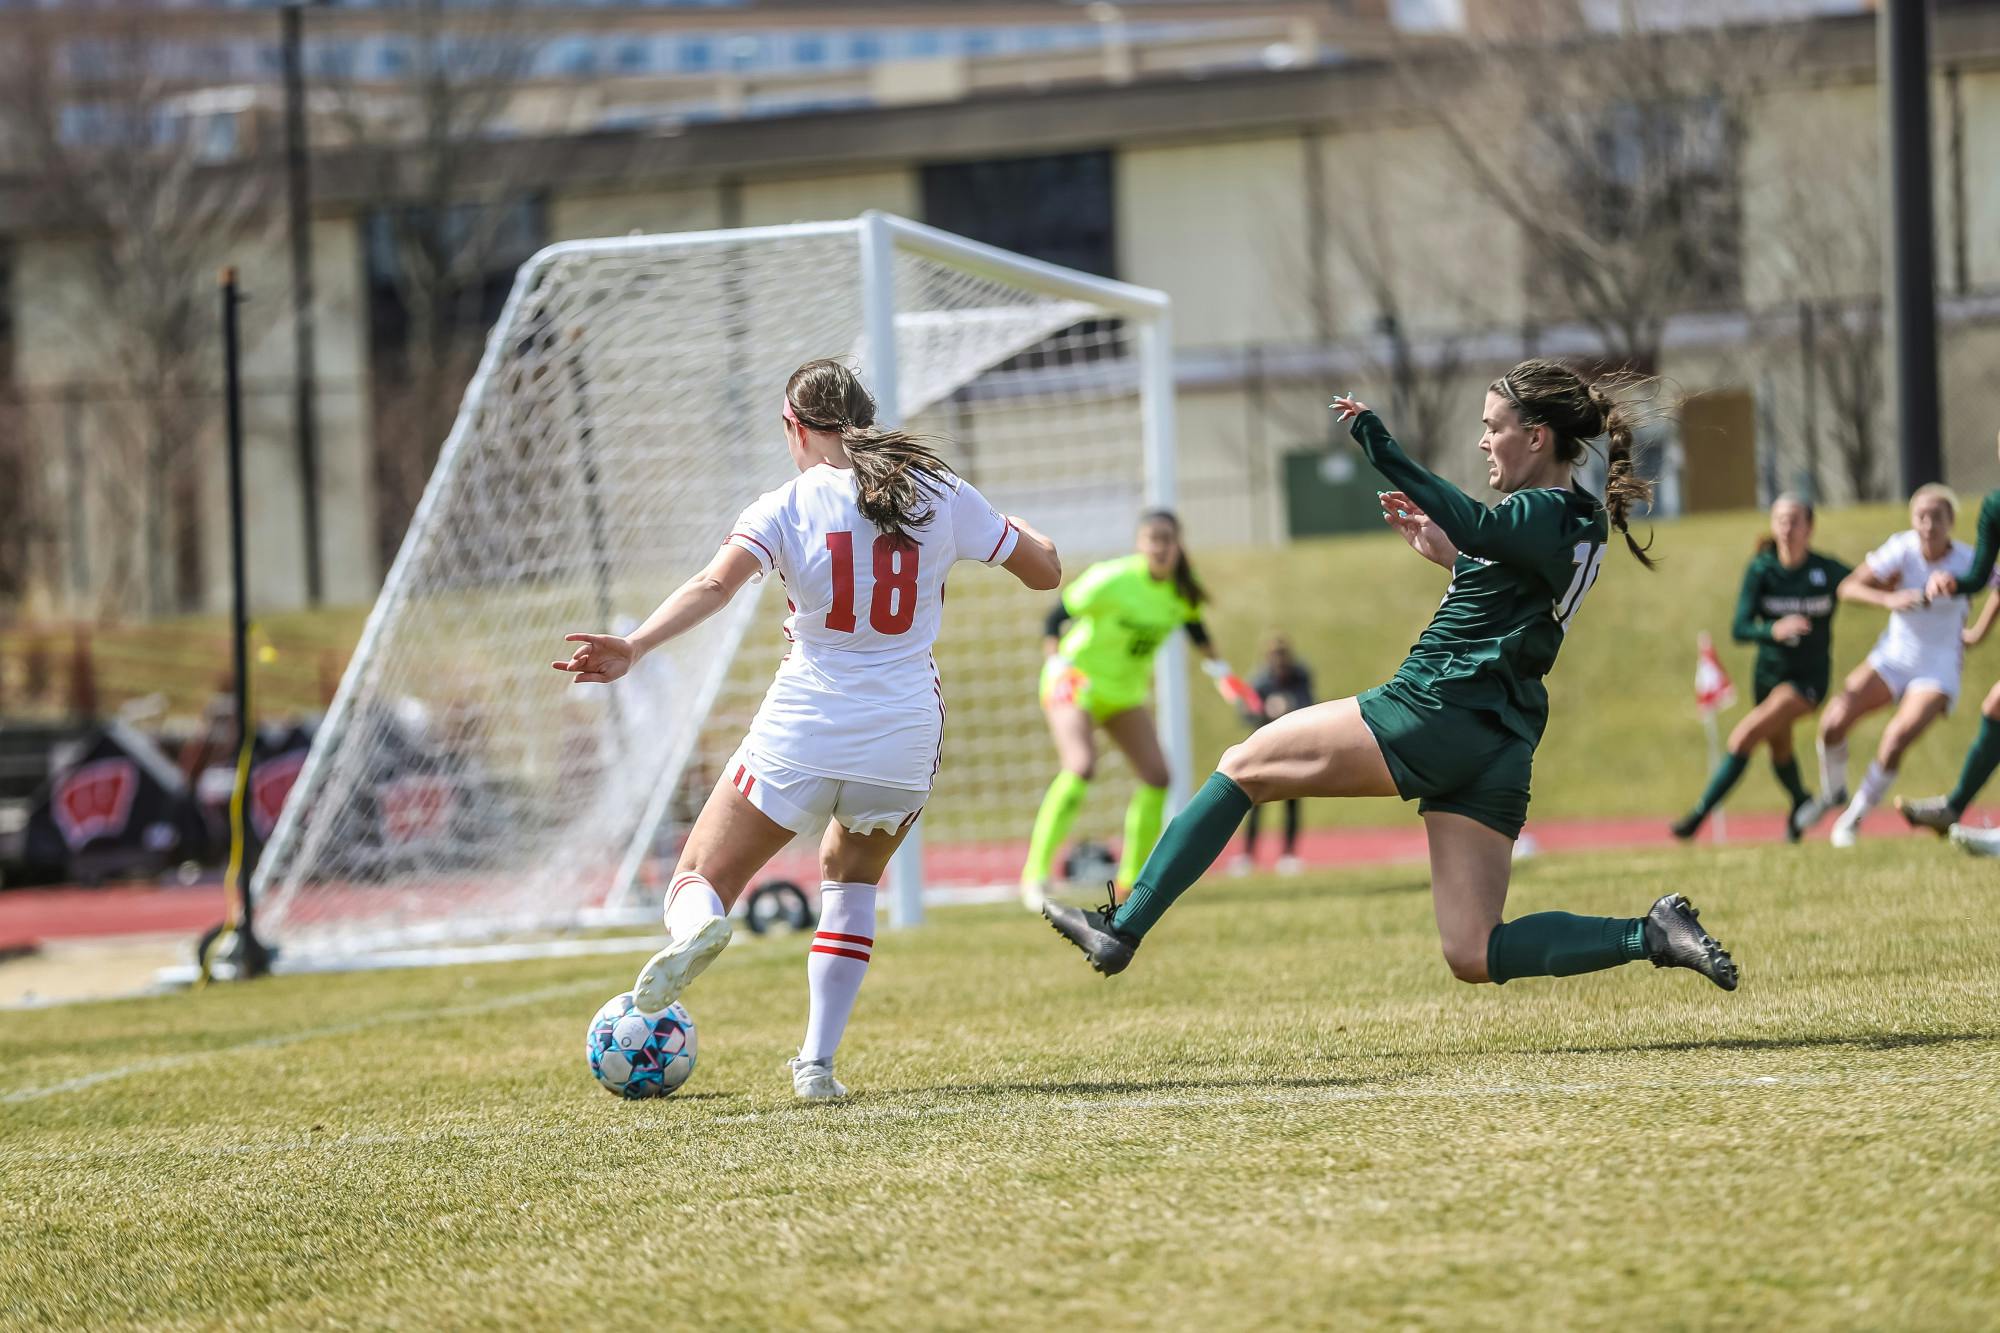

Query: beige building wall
11,215,376,617
1316,122,1523,338
739,168,918,228
1959,67,2000,292
1116,135,1318,349
547,184,725,243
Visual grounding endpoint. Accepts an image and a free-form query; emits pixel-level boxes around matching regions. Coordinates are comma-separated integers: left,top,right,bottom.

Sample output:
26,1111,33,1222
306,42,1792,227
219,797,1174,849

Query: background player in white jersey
1793,485,1972,847
554,359,1060,1098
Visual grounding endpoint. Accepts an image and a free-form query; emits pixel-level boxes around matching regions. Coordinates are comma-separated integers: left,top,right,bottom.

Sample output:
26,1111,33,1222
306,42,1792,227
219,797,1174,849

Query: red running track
0,805,1978,951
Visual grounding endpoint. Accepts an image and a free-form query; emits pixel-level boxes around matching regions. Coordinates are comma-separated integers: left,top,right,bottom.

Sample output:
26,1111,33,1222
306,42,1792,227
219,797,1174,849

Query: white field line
5,1069,1993,1162
0,979,608,1105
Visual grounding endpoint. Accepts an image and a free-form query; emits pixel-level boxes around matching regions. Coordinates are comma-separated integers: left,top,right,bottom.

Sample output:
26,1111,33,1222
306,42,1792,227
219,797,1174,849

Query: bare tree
318,0,549,566
1257,130,1484,471
1410,0,1794,373
1753,94,1887,502
0,17,271,619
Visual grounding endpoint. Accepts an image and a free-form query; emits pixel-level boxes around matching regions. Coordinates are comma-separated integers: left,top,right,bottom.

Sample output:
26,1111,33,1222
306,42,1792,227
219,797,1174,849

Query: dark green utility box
1284,446,1387,538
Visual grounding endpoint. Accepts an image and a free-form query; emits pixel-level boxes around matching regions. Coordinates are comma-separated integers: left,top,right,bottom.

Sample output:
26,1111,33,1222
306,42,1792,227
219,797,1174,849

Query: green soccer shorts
1356,678,1534,840
1753,660,1829,706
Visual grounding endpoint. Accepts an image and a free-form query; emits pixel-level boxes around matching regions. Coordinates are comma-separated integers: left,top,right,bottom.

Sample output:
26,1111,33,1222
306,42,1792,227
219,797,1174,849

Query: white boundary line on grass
6,1069,1993,1154
0,980,608,1105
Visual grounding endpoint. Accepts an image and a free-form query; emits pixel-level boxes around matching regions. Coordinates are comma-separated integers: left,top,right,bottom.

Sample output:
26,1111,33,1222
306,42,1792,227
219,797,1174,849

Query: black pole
212,267,271,979
1882,0,1943,490
281,2,324,605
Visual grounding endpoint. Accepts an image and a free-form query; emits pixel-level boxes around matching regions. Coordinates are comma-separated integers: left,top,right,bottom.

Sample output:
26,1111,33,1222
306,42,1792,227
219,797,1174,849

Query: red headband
782,398,800,427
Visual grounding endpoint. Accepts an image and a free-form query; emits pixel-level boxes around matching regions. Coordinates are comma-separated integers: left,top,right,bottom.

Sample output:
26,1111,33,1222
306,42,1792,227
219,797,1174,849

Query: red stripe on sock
810,945,872,962
814,930,874,946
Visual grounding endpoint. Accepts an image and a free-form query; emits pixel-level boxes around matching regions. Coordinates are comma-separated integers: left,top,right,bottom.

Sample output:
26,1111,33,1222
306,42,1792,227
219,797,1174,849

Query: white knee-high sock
1818,736,1850,797
665,870,727,941
800,881,875,1064
1844,761,1897,822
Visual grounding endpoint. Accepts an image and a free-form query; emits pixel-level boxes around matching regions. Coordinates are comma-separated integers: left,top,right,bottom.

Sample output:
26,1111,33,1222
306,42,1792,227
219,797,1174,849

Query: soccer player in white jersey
554,359,1060,1098
1793,484,1973,847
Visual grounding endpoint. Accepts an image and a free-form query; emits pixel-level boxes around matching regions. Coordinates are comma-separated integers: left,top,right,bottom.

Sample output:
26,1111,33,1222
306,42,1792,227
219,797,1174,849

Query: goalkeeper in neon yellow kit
1020,510,1259,910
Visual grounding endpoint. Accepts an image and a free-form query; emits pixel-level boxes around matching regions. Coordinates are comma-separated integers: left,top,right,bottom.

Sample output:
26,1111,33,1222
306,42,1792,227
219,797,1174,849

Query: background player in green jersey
1671,496,1850,842
1044,359,1737,991
1904,429,2000,842
1020,511,1259,911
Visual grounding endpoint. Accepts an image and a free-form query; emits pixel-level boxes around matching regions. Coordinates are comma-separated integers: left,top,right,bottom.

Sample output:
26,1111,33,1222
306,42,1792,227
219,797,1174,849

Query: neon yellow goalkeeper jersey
1056,554,1201,700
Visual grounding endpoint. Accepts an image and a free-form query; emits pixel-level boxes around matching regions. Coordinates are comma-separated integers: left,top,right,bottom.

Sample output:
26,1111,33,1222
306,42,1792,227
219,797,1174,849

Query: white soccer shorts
1866,648,1962,708
722,743,925,837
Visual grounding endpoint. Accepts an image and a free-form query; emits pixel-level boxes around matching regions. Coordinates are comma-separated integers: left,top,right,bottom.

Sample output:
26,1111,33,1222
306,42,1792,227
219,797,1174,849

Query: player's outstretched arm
1838,563,1923,613
1331,397,1547,566
552,544,763,684
1002,517,1062,591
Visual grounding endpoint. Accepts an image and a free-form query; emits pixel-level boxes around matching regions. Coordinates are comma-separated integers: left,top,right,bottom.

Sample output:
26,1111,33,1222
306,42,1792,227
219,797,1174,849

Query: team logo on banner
378,776,456,846
250,750,308,842
52,758,139,850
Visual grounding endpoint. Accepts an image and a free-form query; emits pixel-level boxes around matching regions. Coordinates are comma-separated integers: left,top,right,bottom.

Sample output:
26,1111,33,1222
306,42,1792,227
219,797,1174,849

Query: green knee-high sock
1486,913,1647,984
1112,772,1252,939
1116,784,1168,890
1772,756,1811,806
1947,716,2000,812
1023,771,1090,885
1690,752,1750,819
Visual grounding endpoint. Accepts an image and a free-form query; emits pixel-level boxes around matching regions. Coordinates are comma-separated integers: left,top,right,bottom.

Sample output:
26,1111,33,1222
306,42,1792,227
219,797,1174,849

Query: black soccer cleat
1643,893,1738,991
1669,810,1703,842
1042,896,1139,976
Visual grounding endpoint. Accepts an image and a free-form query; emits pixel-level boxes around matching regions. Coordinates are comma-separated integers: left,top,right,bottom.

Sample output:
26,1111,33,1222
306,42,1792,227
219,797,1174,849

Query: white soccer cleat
1019,880,1049,913
1949,823,2000,858
1829,817,1859,850
1275,854,1303,876
788,1056,849,1100
631,914,732,1013
1226,854,1253,878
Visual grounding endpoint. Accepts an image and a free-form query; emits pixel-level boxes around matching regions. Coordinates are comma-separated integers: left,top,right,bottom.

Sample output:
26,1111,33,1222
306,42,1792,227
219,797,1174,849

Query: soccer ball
586,992,697,1098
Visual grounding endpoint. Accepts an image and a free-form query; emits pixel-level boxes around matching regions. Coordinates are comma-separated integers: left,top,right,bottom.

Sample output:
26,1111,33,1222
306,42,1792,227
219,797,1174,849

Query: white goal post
252,212,1182,962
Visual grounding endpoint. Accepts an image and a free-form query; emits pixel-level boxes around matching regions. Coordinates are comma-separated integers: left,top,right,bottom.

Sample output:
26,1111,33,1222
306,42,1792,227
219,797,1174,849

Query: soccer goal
252,212,1181,963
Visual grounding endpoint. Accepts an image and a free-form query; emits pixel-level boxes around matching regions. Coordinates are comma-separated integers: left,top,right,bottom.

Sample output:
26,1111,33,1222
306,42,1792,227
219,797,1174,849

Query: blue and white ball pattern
587,992,697,1098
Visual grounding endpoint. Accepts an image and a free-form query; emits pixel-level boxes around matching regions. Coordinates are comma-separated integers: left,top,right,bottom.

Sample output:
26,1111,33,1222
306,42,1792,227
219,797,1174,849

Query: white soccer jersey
1865,529,1975,671
726,464,1019,790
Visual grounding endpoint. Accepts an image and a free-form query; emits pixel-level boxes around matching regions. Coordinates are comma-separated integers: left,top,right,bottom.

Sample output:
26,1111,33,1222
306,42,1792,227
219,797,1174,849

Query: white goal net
254,213,1179,959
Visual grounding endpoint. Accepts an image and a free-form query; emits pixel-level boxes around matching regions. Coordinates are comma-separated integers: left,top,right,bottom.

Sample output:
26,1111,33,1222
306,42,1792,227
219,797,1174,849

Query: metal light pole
281,1,325,604
1882,0,1942,490
202,267,272,981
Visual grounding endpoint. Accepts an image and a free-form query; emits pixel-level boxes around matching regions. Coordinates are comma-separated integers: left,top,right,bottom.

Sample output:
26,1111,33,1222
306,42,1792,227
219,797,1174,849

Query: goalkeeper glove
1202,658,1263,718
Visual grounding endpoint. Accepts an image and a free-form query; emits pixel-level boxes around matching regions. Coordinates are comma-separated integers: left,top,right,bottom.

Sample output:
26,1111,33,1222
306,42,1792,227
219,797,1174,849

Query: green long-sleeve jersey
1731,548,1849,682
1962,489,2000,594
1351,410,1609,744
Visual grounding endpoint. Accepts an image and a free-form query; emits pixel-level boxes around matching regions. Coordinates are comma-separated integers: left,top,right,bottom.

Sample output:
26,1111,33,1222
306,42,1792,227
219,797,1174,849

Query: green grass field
5,840,1997,1329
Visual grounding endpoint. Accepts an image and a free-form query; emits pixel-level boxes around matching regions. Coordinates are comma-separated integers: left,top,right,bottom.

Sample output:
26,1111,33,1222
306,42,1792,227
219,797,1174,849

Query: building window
793,33,825,67
921,150,1116,278
617,40,649,73
921,151,1119,365
679,37,712,72
851,31,882,63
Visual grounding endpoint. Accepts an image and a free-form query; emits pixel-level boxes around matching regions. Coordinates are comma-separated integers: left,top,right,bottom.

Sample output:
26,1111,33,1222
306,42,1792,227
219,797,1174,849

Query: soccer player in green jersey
1902,429,2000,843
1671,496,1850,842
1044,359,1738,991
1020,511,1258,911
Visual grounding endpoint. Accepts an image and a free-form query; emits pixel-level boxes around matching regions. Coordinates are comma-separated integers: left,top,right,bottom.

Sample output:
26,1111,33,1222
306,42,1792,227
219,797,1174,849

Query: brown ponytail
1491,358,1656,569
784,358,956,541
1141,509,1208,608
